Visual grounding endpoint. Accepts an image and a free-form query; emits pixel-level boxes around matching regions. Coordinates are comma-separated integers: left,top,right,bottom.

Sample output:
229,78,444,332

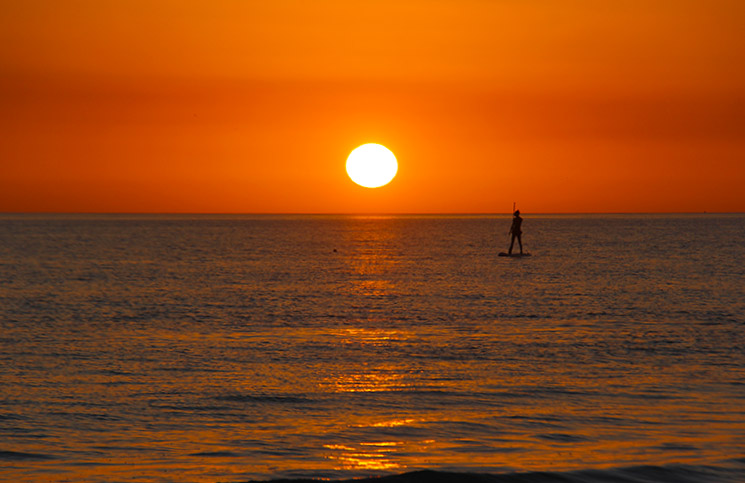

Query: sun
346,144,398,188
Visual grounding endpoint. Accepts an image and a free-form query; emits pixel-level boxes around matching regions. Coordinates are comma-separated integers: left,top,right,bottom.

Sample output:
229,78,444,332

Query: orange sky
2,0,744,213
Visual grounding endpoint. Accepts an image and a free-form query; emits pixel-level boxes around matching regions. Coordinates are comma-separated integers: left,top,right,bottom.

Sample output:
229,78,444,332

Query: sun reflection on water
324,442,402,471
320,228,421,470
334,327,403,342
370,418,416,428
327,366,411,393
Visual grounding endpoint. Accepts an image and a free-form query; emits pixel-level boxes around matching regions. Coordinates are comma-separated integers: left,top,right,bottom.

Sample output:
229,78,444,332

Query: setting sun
346,144,398,188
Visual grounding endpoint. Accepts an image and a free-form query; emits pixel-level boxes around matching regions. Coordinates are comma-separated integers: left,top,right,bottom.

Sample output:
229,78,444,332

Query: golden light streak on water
369,419,417,428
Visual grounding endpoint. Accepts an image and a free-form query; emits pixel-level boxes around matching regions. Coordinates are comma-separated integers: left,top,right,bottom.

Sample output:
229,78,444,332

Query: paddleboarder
508,210,523,255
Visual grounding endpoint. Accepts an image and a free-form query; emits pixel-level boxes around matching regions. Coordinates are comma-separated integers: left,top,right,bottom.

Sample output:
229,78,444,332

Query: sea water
0,214,743,482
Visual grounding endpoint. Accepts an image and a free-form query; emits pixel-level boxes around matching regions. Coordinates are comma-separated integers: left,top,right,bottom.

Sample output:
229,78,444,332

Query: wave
248,460,745,483
0,450,56,461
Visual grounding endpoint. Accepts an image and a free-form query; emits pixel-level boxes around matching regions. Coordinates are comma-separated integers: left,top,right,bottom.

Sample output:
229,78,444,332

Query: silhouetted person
508,210,523,255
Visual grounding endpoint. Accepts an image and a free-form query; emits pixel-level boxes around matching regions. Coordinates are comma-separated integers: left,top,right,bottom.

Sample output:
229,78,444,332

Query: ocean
1,214,743,483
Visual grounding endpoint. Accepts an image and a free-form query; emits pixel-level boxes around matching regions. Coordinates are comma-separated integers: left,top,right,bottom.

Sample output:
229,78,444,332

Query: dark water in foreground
0,214,743,482
262,461,745,482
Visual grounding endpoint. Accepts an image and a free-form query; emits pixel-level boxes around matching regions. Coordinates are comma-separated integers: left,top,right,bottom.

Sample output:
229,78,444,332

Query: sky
2,0,744,213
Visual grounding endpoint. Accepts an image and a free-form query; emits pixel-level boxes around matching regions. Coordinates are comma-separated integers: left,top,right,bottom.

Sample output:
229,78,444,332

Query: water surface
1,214,743,482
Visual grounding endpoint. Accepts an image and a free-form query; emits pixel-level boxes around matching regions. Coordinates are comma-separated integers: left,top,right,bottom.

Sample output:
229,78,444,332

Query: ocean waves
1,215,744,482
247,460,745,483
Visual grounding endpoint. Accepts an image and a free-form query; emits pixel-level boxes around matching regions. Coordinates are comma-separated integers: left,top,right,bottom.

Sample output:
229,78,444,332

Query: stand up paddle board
498,252,531,257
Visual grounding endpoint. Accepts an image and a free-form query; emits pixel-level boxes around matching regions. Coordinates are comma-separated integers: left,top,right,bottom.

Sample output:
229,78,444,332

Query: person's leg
517,234,523,254
509,234,515,254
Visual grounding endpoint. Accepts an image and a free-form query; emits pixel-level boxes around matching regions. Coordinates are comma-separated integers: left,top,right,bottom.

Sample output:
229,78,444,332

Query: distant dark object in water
498,252,531,258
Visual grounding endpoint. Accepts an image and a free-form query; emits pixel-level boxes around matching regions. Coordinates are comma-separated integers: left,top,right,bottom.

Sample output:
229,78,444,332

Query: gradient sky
2,0,744,213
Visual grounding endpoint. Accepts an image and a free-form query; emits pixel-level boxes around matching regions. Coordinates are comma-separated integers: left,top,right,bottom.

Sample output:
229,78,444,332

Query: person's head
514,210,520,216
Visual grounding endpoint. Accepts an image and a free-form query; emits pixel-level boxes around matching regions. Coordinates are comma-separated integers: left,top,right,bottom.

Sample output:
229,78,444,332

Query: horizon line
1,211,741,216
